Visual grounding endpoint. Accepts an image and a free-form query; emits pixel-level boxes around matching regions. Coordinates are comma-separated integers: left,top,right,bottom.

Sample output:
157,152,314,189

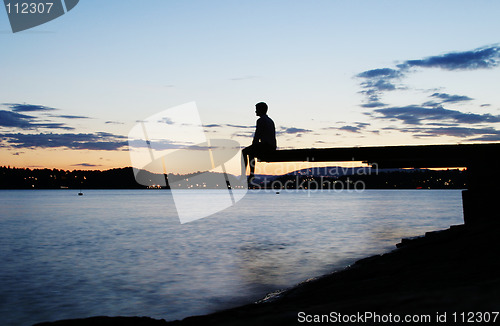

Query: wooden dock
259,143,500,225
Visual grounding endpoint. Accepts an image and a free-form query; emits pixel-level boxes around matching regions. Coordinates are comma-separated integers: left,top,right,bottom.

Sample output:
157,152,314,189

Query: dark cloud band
5,103,57,112
0,110,74,130
399,46,500,70
1,132,127,151
374,105,500,125
356,45,499,108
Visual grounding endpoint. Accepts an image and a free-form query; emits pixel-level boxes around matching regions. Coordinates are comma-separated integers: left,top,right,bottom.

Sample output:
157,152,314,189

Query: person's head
255,102,268,116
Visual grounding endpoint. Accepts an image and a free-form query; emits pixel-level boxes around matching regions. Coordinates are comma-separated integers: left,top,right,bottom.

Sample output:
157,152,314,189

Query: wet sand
35,222,500,325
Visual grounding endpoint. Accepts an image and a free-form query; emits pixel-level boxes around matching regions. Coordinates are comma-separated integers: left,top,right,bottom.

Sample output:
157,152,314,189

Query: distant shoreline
1,166,467,190
34,221,500,326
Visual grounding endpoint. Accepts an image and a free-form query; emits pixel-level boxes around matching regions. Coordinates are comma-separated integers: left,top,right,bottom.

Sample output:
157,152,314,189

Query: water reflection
237,240,295,288
0,189,463,325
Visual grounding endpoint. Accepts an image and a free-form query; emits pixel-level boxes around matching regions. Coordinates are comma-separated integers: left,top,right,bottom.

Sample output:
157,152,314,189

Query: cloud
469,134,500,141
373,105,500,125
398,45,500,70
225,123,254,129
105,120,125,125
204,123,253,129
357,67,404,105
5,103,57,112
52,114,91,119
356,68,402,79
430,93,473,103
425,122,460,127
159,117,175,125
398,126,500,139
0,103,91,130
71,163,102,167
0,110,74,130
356,51,500,139
278,127,312,135
33,123,74,130
339,125,362,133
357,45,500,110
361,102,387,108
362,79,397,92
322,122,370,133
231,132,253,138
0,110,35,128
383,124,500,141
1,132,128,150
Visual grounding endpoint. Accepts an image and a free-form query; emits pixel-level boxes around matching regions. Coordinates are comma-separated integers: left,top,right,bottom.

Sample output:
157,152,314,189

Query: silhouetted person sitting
242,102,277,183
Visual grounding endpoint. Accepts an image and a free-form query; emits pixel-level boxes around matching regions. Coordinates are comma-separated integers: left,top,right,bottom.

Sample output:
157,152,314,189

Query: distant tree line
0,166,144,189
264,169,467,190
0,166,467,190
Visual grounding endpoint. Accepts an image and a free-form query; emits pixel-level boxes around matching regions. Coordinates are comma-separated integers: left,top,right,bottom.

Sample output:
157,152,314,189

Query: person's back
254,114,276,149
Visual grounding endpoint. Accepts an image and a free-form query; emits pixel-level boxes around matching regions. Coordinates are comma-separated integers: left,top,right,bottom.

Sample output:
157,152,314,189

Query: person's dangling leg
242,144,265,186
249,156,256,179
242,146,249,177
248,143,265,186
242,145,257,184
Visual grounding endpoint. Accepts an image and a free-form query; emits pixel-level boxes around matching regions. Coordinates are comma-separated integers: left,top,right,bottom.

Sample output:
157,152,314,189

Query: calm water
0,189,463,325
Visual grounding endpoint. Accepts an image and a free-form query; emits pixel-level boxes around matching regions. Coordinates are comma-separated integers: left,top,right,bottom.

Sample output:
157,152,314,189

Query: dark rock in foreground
35,222,500,325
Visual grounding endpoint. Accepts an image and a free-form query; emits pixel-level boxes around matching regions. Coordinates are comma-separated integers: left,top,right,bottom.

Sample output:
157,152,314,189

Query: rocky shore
35,222,500,325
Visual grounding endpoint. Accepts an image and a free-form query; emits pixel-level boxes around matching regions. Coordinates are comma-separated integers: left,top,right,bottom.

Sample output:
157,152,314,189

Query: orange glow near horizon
1,148,373,175
0,145,471,174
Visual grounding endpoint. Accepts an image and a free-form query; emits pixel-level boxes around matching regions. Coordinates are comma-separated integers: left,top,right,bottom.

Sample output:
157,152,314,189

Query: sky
1,1,500,174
